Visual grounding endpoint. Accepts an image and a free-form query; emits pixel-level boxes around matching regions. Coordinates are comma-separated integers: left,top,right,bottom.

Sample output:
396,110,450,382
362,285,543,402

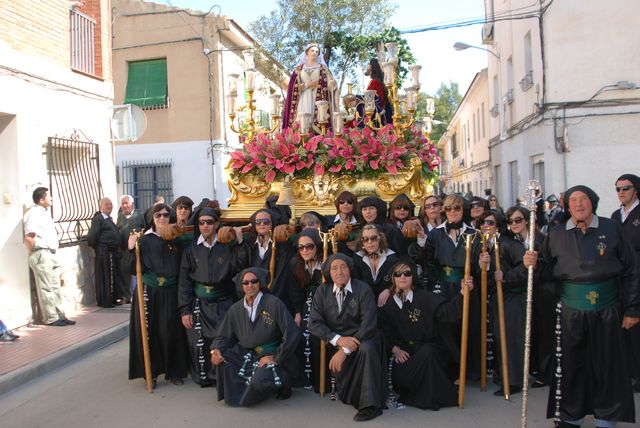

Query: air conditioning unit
481,23,494,44
519,71,534,91
503,89,514,104
489,104,499,117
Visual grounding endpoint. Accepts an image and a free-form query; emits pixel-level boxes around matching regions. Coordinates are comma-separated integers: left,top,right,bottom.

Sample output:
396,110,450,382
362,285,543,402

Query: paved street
1,338,637,428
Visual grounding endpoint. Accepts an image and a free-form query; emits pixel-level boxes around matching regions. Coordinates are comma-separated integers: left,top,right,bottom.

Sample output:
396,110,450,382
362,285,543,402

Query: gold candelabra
227,50,281,143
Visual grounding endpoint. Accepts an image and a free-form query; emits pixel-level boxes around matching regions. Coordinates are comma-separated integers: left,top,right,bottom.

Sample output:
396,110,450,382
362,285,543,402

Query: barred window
70,9,96,76
121,160,174,212
47,134,102,246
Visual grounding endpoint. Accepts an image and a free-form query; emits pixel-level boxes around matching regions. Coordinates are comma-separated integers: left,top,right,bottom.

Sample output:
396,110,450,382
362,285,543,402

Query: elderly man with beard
308,253,383,422
178,208,248,387
525,185,639,428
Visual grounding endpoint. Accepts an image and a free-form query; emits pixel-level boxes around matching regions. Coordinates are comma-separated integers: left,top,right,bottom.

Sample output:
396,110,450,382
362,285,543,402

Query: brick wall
0,0,111,82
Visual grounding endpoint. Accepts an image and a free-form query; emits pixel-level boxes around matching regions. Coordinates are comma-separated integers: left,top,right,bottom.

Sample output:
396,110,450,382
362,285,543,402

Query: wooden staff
493,233,511,400
134,232,153,393
458,232,474,408
318,231,331,397
521,180,540,428
267,231,277,290
480,232,488,392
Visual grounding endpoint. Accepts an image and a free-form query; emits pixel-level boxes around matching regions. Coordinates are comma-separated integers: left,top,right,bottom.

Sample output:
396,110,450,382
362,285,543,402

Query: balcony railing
70,9,96,75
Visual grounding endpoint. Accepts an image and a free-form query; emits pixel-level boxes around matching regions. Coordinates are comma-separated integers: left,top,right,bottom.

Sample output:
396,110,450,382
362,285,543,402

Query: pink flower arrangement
229,125,441,183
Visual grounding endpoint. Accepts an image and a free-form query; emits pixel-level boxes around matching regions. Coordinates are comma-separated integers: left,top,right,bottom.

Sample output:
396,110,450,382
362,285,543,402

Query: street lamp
453,42,504,140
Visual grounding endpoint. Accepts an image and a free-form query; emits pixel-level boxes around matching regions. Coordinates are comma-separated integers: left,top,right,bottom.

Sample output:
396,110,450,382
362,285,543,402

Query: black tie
336,289,345,312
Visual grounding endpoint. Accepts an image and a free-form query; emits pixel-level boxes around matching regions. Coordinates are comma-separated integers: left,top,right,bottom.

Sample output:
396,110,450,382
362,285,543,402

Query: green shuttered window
124,59,168,109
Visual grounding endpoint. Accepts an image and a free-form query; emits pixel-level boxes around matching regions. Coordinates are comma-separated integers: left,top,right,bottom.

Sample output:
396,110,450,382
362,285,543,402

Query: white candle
242,49,255,70
382,62,396,86
409,65,422,88
405,88,415,111
364,90,377,114
333,112,344,135
271,94,281,116
227,73,239,96
385,42,398,64
315,100,329,123
398,94,407,115
426,97,435,115
299,113,312,134
245,70,255,91
227,94,236,115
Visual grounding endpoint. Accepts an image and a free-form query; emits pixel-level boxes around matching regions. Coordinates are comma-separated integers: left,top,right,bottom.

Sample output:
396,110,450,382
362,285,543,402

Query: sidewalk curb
0,321,129,397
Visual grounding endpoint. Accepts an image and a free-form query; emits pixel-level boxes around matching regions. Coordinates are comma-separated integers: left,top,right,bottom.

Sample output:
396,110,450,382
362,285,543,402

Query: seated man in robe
211,267,300,407
308,253,384,422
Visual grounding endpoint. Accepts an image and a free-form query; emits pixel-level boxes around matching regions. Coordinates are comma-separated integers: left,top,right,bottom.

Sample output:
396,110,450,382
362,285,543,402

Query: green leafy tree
415,81,462,143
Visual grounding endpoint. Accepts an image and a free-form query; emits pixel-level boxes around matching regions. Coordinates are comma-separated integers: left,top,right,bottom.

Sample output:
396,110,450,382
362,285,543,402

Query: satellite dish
111,104,147,142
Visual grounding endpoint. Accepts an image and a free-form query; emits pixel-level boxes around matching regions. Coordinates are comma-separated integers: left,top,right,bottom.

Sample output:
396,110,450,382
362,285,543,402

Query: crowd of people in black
109,173,639,426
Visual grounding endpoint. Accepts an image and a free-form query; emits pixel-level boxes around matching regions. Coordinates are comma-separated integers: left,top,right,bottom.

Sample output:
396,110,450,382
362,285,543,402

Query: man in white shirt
23,187,74,326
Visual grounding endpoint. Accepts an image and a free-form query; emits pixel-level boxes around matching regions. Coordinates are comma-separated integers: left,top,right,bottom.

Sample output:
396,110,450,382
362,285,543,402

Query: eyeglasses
480,219,496,226
199,219,216,226
470,202,483,208
424,203,441,210
361,235,379,243
297,243,316,251
339,199,354,205
616,185,634,193
393,270,412,278
241,278,260,286
444,205,463,212
255,218,272,225
153,212,170,218
394,205,410,211
507,217,525,225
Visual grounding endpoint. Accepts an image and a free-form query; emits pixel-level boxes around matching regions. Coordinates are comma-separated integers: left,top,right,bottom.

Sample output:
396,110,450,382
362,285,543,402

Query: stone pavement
0,305,129,397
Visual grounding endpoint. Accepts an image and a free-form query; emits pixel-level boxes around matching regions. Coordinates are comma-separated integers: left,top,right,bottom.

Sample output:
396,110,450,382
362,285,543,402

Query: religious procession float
223,42,440,220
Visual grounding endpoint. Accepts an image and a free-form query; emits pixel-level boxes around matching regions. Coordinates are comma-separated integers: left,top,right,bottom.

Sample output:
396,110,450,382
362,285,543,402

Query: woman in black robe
211,267,300,407
356,196,406,256
380,258,467,410
327,191,359,257
128,203,189,387
352,224,398,304
289,229,324,390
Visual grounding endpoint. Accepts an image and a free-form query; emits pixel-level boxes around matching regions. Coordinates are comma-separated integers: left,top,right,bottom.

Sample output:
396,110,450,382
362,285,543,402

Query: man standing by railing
23,187,75,327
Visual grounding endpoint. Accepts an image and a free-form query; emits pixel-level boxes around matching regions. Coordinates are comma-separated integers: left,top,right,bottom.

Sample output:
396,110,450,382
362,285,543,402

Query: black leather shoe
62,319,76,325
353,407,382,422
276,386,292,400
48,319,69,327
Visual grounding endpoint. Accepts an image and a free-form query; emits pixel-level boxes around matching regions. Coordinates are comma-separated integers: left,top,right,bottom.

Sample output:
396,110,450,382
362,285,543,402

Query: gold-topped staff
493,232,511,400
458,231,475,408
480,232,489,392
133,230,153,393
521,180,540,428
318,230,332,397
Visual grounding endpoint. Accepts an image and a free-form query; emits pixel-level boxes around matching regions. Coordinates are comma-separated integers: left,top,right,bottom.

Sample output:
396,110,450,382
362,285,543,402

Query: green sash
195,282,227,300
142,271,177,288
560,279,618,311
253,339,282,356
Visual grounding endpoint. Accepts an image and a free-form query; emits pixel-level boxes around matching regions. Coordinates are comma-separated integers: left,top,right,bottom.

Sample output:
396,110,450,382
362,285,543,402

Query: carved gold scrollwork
227,169,271,203
292,174,356,207
375,156,427,200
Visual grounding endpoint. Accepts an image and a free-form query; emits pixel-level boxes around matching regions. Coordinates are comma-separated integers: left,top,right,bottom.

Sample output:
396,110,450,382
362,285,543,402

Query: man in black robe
178,208,248,387
116,194,145,300
525,185,639,428
308,253,384,422
87,197,124,307
211,267,300,407
611,173,640,392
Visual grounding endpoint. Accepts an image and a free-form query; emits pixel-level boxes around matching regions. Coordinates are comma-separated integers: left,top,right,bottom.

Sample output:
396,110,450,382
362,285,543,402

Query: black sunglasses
470,202,483,208
297,243,316,251
424,203,441,209
199,219,216,226
444,205,462,212
393,270,412,278
615,185,634,193
394,205,410,211
339,199,354,205
153,212,170,218
361,235,379,243
480,219,496,226
255,218,272,225
241,278,260,286
507,217,525,225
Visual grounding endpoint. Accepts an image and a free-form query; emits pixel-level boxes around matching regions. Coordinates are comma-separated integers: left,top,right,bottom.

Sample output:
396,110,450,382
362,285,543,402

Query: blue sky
154,0,488,97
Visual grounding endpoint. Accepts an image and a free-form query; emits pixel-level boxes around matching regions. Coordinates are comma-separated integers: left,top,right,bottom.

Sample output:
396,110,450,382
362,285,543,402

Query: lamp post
453,42,504,141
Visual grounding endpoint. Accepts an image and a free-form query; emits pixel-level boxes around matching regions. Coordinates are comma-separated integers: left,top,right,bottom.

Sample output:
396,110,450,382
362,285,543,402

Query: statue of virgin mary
282,43,337,132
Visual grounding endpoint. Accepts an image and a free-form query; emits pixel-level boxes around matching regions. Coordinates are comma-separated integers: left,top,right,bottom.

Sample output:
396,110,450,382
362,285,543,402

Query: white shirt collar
243,291,263,322
393,289,414,309
197,234,218,248
101,212,110,219
144,228,161,237
620,198,639,222
566,215,599,230
332,280,353,295
334,213,357,225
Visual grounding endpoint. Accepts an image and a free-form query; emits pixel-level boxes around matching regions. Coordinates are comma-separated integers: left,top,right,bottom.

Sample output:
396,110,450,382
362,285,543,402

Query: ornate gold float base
223,157,435,221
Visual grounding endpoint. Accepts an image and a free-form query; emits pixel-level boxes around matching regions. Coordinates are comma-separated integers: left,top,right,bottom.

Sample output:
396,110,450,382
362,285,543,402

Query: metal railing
70,9,96,75
47,132,102,246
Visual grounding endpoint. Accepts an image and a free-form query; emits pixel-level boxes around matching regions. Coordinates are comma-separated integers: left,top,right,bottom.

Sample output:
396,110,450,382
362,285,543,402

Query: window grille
46,132,102,246
121,160,174,212
70,9,96,75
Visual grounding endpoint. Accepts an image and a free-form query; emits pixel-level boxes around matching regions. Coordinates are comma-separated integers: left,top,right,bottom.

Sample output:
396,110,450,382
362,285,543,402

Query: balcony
519,70,534,92
503,89,514,104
